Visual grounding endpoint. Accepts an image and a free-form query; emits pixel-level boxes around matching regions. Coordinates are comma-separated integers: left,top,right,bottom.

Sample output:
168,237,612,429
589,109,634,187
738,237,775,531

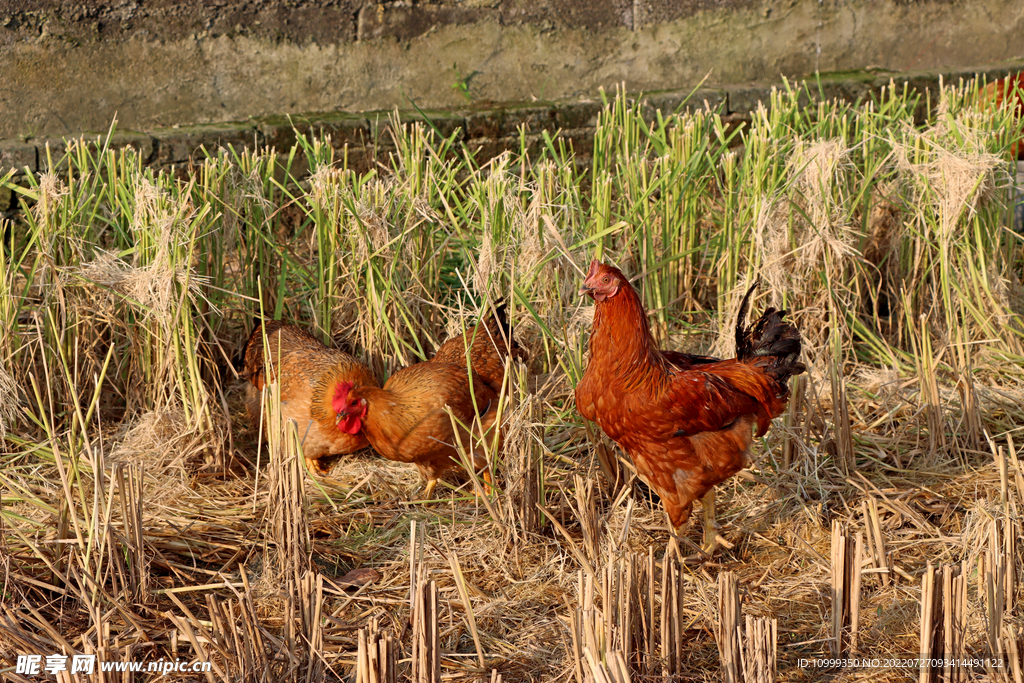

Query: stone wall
2,0,1023,142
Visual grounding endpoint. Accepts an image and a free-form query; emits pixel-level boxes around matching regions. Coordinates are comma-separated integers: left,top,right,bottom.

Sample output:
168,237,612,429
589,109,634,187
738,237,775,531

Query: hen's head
332,381,367,434
579,259,628,302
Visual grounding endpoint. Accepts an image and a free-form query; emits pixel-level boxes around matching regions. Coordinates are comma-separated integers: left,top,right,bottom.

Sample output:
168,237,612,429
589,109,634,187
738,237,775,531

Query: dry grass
2,79,1024,682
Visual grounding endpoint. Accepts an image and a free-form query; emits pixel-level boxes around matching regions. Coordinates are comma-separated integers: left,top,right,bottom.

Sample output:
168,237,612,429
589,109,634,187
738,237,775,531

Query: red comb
585,259,601,280
332,381,353,413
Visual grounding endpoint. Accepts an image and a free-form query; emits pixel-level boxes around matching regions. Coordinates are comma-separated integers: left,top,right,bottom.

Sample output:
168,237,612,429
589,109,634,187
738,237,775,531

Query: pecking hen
333,300,524,498
574,260,805,552
242,320,378,474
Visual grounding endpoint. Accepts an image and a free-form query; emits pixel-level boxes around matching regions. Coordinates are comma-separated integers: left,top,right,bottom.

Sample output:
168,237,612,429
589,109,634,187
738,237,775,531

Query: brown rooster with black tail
574,260,805,552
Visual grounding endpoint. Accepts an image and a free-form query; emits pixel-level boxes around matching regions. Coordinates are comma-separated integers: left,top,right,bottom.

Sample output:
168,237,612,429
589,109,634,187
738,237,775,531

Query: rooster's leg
701,489,717,553
482,469,493,496
422,478,438,500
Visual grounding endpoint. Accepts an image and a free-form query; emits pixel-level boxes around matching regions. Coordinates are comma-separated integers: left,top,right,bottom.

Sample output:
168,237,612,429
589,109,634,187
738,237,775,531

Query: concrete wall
2,0,1023,141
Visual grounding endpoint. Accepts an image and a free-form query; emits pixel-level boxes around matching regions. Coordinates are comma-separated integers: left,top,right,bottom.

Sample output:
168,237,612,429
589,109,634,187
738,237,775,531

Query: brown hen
242,320,378,474
334,300,524,498
574,260,805,551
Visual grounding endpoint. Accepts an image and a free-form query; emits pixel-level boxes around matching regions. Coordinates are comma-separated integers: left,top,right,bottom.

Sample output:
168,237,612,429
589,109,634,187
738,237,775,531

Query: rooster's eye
601,276,610,283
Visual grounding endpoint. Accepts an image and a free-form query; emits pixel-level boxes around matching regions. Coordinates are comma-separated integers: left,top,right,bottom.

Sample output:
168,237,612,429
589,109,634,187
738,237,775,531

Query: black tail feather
734,284,806,386
492,298,512,339
734,281,759,360
489,297,527,361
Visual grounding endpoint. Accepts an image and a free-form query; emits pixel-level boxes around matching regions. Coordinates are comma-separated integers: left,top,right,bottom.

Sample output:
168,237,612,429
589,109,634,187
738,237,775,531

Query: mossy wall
2,0,1023,141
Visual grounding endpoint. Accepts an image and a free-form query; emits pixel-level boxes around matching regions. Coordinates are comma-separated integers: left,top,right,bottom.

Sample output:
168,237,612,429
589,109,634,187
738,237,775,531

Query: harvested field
1,80,1024,682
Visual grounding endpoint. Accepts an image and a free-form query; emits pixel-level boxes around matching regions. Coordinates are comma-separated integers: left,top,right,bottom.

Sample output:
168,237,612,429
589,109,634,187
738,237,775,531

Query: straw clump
81,178,214,323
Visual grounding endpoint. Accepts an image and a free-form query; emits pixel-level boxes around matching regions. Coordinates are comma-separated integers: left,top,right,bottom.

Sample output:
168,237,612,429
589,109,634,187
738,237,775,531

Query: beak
335,412,344,424
579,260,600,296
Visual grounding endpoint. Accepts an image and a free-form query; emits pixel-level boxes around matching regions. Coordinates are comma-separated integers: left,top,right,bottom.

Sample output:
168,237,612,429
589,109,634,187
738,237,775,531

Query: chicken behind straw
242,320,378,474
980,72,1024,158
334,300,524,498
575,260,805,552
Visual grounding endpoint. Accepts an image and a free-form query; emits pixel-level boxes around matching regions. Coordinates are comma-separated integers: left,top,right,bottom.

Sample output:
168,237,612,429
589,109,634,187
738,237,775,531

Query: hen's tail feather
241,319,289,386
431,299,527,393
492,298,512,344
488,298,527,362
734,287,806,389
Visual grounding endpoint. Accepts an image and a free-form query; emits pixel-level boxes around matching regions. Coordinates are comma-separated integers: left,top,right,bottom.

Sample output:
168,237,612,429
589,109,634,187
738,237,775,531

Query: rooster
575,260,805,552
333,301,523,498
242,320,378,474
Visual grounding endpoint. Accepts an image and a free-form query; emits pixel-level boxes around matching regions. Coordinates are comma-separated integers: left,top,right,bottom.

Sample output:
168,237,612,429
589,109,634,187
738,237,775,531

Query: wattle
336,414,361,435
